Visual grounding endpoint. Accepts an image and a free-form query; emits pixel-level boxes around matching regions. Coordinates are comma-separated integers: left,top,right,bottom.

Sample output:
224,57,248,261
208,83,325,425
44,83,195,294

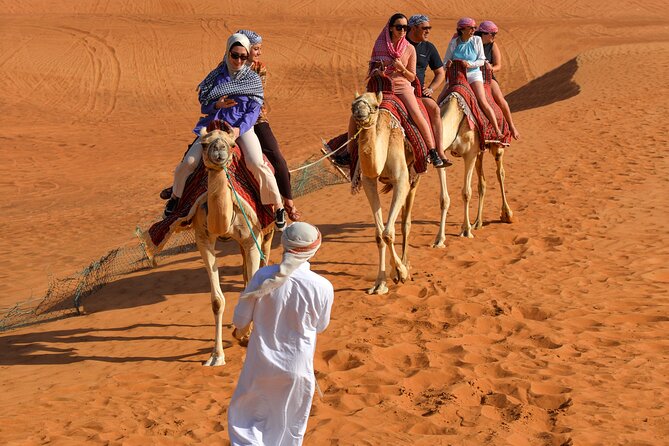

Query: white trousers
172,129,283,207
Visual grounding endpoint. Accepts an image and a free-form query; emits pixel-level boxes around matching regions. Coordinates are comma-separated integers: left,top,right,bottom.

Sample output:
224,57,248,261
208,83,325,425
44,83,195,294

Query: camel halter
352,98,379,130
223,165,266,262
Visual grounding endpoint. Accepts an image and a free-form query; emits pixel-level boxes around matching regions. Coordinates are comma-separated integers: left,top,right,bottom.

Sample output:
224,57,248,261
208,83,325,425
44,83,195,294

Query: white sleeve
470,37,486,68
316,282,334,333
443,38,456,64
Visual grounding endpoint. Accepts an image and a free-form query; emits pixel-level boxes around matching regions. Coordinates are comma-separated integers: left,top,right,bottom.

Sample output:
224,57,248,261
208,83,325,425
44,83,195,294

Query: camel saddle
441,61,511,151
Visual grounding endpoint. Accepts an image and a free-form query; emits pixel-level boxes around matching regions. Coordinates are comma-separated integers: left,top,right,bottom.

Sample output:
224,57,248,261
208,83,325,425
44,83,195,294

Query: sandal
285,204,302,221
159,186,173,200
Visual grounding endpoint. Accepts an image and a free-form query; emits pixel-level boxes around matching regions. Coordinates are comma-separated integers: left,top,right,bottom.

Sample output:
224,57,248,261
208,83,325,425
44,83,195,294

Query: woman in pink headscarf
367,13,449,168
442,17,502,138
475,20,520,139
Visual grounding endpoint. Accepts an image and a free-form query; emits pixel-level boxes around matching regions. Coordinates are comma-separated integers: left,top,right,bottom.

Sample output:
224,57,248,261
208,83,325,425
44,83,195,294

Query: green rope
223,166,266,262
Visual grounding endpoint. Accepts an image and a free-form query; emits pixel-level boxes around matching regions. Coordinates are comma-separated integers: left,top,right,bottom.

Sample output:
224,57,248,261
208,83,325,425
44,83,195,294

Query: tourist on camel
475,20,520,139
164,33,286,230
406,14,453,167
440,17,503,138
343,13,449,169
236,29,302,222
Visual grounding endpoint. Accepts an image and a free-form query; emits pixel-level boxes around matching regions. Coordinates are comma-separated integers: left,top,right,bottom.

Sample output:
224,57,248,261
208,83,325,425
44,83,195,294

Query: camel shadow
0,322,229,365
506,58,580,113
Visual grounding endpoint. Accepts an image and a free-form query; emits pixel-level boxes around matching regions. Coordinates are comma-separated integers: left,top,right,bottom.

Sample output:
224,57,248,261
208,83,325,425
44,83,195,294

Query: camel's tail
380,184,393,194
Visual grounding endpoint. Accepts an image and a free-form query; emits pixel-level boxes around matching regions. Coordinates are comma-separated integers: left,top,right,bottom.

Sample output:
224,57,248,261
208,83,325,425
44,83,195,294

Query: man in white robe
228,222,334,446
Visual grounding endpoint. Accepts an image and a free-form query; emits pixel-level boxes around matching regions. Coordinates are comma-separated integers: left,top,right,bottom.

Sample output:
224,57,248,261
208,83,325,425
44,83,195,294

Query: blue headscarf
236,29,262,45
408,14,429,28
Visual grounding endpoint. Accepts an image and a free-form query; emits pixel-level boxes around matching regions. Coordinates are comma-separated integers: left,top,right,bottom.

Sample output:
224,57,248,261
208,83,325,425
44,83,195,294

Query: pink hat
456,17,476,29
478,20,498,33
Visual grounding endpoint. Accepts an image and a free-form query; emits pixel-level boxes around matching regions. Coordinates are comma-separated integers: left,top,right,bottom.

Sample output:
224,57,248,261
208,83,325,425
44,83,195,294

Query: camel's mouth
203,139,233,170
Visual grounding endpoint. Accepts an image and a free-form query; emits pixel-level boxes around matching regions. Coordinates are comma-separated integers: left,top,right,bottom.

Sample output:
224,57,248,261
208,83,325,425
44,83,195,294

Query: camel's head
199,123,236,171
351,92,383,128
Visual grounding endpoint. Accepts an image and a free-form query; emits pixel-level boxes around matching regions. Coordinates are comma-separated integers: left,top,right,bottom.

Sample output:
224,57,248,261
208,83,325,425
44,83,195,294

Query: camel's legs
491,146,514,223
194,226,226,367
432,167,451,248
361,177,388,295
474,151,487,230
382,177,411,284
460,152,478,238
401,177,420,267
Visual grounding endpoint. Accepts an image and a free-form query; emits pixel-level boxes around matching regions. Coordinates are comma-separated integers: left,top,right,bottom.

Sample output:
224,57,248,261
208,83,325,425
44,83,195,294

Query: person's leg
470,81,502,137
255,122,300,221
164,137,203,216
236,128,285,228
421,97,452,166
491,80,519,139
397,92,443,168
172,137,203,198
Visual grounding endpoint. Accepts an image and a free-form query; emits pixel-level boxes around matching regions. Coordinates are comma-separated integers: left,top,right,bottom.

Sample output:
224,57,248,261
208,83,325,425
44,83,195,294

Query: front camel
352,92,420,295
193,127,273,366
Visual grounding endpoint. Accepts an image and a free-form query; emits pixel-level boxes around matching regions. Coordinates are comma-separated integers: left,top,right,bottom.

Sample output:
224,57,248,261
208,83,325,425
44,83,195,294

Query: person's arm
443,38,456,65
393,46,416,82
469,37,486,68
201,100,218,116
230,100,261,135
233,271,264,330
316,283,335,333
490,42,502,72
424,44,445,95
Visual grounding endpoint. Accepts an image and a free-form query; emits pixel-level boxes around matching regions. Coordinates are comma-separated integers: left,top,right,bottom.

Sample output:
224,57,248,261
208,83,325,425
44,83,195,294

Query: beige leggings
172,129,282,207
395,91,435,148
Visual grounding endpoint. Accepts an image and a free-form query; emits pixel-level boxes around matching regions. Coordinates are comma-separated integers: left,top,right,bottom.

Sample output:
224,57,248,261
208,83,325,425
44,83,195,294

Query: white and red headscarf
478,20,498,34
369,18,409,74
240,222,322,299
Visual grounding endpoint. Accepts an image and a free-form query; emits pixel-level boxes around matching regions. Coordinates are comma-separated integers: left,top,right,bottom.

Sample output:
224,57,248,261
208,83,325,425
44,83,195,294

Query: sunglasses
483,32,497,36
393,24,409,32
420,26,432,30
229,52,249,61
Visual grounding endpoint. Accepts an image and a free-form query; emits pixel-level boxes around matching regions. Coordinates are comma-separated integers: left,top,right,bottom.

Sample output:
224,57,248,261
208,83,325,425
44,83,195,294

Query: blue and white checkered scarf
197,33,264,106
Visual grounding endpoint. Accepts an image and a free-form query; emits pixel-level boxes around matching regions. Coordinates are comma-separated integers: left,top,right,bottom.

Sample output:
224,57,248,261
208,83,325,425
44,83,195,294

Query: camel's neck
207,169,234,235
358,112,392,178
441,96,467,150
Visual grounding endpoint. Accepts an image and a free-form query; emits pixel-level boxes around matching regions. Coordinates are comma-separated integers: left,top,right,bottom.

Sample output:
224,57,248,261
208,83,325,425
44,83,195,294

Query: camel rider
407,14,453,167
165,33,286,230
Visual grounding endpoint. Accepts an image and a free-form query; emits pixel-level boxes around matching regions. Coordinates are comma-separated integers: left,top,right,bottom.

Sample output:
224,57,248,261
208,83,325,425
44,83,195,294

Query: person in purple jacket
165,33,285,229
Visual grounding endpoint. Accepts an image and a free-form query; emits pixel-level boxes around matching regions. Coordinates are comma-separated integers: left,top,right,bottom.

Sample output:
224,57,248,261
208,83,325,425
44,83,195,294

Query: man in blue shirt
407,14,452,167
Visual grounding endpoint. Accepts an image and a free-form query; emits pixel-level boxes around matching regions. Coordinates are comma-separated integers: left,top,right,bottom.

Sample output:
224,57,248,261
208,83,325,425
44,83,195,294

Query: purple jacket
193,65,261,136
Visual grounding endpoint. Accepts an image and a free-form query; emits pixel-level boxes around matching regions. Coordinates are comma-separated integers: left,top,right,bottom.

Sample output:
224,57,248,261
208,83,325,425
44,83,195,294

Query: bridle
352,97,379,130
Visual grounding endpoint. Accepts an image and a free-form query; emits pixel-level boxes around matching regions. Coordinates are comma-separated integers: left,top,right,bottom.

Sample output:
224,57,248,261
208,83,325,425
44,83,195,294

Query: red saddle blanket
142,144,275,258
442,62,511,150
362,74,430,174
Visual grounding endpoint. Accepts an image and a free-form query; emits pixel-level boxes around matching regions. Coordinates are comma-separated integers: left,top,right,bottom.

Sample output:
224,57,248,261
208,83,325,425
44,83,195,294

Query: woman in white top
443,17,502,137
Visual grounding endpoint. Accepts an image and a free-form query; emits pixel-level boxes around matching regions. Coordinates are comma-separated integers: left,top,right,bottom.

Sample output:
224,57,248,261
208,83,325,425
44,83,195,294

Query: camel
351,92,420,295
432,94,513,248
192,126,273,366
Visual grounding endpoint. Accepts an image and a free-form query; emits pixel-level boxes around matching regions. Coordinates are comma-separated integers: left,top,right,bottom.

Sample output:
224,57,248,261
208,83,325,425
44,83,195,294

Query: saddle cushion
442,62,511,150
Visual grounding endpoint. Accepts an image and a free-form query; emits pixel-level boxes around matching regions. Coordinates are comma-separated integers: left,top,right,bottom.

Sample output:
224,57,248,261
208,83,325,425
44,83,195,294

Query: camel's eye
373,105,379,111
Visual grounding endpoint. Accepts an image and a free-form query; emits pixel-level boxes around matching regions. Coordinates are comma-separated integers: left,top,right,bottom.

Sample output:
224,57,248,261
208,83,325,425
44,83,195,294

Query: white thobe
228,262,334,446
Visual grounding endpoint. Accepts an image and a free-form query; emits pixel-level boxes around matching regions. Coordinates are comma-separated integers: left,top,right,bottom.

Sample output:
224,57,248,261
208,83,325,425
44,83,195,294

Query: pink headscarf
478,20,498,33
370,22,409,74
456,17,477,29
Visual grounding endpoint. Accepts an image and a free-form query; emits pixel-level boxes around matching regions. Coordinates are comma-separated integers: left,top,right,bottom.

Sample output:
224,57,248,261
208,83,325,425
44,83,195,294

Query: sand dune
1,1,668,445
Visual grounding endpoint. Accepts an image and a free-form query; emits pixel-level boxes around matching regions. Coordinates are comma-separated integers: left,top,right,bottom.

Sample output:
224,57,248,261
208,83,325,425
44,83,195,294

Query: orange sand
1,1,668,445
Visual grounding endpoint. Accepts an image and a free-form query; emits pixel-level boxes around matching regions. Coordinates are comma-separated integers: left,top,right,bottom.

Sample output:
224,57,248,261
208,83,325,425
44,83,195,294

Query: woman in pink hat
442,17,502,138
476,20,520,139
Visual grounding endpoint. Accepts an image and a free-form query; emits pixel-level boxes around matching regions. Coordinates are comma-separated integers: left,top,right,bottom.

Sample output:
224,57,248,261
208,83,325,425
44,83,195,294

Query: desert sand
1,1,668,445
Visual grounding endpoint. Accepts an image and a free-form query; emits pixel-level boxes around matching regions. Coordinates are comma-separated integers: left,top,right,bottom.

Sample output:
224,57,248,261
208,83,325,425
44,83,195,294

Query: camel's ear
199,127,208,137
376,91,383,104
354,91,360,99
221,121,235,137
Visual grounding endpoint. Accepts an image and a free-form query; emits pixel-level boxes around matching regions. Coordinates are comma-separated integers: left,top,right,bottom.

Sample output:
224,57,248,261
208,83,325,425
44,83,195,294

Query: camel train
162,70,513,365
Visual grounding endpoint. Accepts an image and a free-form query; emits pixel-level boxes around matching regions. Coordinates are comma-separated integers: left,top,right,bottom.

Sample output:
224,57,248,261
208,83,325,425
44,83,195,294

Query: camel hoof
501,211,514,223
367,283,389,295
473,220,483,230
459,231,474,239
393,265,409,284
203,355,226,367
431,242,446,249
